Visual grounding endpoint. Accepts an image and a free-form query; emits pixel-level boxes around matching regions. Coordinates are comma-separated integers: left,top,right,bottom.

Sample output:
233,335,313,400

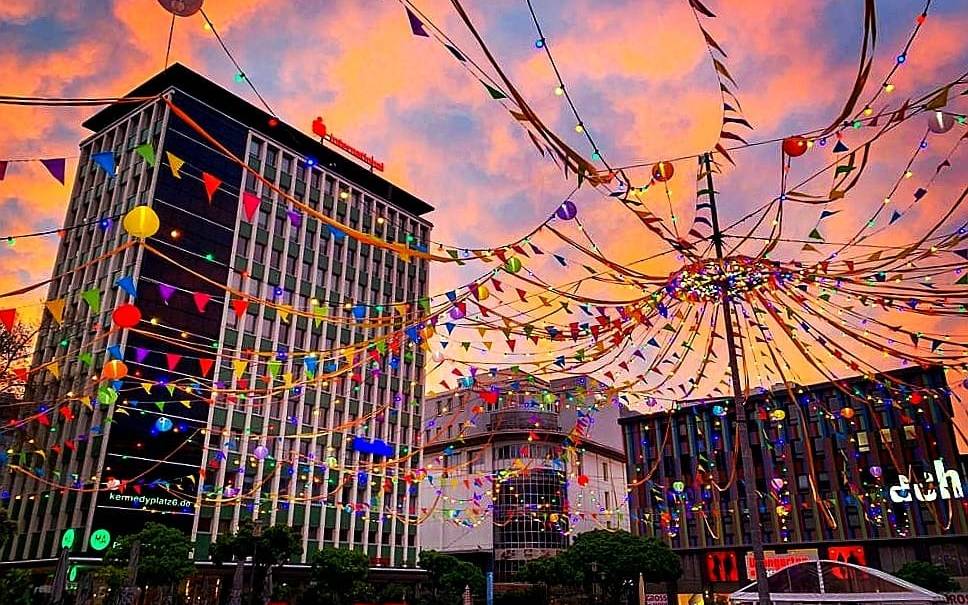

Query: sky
0,0,966,439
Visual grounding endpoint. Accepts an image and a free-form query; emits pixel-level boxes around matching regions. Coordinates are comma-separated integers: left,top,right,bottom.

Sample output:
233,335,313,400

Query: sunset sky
1,1,966,438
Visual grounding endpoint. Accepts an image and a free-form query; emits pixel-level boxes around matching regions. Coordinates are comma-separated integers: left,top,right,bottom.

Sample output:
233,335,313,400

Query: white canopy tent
729,559,945,605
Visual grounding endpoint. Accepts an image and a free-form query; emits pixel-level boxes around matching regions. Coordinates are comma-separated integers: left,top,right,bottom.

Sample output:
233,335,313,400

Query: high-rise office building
419,370,628,580
2,63,433,570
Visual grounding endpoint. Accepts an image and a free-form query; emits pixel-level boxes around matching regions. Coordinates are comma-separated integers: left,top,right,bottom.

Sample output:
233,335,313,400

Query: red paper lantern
577,474,589,486
112,304,142,328
782,136,808,157
911,392,923,404
652,161,674,182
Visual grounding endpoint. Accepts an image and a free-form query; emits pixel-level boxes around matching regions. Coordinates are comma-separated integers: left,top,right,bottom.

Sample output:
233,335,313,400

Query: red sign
828,545,865,566
312,117,384,172
706,551,739,582
745,550,818,581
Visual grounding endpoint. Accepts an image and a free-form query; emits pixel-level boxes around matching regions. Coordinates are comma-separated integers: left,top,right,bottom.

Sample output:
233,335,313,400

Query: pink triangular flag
202,172,221,203
242,192,260,222
193,292,212,313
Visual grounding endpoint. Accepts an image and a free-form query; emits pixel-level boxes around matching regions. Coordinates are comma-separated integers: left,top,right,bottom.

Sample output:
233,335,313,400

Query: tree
307,546,370,605
418,550,485,605
0,568,33,605
517,555,580,604
563,531,682,605
0,506,17,549
210,521,302,605
0,322,37,398
895,561,959,594
105,521,195,602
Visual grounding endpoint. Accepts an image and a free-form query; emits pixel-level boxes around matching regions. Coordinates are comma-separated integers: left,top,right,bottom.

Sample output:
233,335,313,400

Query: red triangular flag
242,192,260,222
165,353,182,371
198,358,214,377
13,367,27,382
231,298,249,318
202,172,222,203
193,292,212,313
0,308,15,332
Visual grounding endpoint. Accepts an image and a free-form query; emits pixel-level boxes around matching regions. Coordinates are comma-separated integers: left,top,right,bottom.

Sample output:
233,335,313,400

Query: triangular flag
890,210,902,224
819,210,840,220
198,358,214,377
202,172,221,203
480,80,508,100
45,299,65,325
115,275,137,298
165,353,182,371
405,6,429,36
231,298,249,318
832,140,849,153
46,363,60,379
267,360,281,377
135,143,156,166
242,192,260,222
81,288,102,313
0,160,7,181
233,359,249,377
40,158,66,184
166,152,184,178
193,292,212,313
135,347,150,363
808,228,824,240
158,283,176,303
92,151,116,177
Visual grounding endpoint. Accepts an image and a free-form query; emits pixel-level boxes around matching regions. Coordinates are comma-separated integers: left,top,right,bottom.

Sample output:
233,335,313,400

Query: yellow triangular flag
166,152,185,179
46,363,60,379
283,372,293,387
278,308,290,323
233,359,249,376
45,299,65,325
141,382,153,394
181,400,191,409
80,396,92,411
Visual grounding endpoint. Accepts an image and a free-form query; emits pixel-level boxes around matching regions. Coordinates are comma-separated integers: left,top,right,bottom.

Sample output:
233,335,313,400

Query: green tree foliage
211,520,302,569
307,546,371,605
105,522,195,588
517,555,580,604
0,506,17,549
0,568,33,605
418,550,485,605
895,561,960,594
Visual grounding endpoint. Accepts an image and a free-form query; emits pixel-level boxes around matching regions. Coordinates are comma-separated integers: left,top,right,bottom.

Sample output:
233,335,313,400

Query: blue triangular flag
405,7,429,36
832,140,849,153
303,357,318,375
327,225,346,241
115,275,137,298
553,254,567,266
890,210,902,224
92,151,116,177
819,210,840,220
445,291,457,302
107,344,124,360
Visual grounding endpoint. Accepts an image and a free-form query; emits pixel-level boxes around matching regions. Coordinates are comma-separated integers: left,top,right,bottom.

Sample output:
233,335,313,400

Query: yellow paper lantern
100,360,128,381
123,206,160,238
476,285,490,301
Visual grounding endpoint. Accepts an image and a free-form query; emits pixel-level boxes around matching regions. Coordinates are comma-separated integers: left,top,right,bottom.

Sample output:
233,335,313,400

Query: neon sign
312,117,384,172
889,459,964,503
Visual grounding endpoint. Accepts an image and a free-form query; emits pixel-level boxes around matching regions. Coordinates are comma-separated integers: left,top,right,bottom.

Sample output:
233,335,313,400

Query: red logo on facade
312,117,384,172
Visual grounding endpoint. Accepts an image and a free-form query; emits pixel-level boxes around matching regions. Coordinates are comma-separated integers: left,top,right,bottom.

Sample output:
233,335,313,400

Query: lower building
620,365,968,594
419,370,628,581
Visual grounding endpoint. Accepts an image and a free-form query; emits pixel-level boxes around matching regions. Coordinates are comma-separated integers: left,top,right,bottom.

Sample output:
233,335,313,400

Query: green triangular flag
135,143,156,166
419,297,430,313
956,273,968,285
808,228,824,240
481,80,507,100
166,384,176,396
156,401,166,412
81,288,102,313
78,352,93,366
268,360,281,377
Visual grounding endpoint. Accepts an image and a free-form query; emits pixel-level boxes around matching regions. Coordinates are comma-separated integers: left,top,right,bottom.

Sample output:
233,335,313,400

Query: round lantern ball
910,392,923,405
926,111,955,134
782,136,809,157
870,465,883,478
112,304,142,329
771,478,785,490
556,200,578,220
771,409,786,421
672,481,685,493
123,206,160,238
577,474,589,486
253,445,269,460
476,285,490,301
432,351,445,363
101,360,128,381
505,257,522,274
155,417,174,432
712,404,726,417
652,161,675,182
449,306,465,320
840,407,855,419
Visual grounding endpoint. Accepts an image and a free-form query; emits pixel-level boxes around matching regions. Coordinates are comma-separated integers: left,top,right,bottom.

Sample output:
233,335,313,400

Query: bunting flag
480,80,508,100
158,283,176,303
115,275,137,298
231,298,249,318
202,172,221,203
808,228,824,240
44,299,65,324
166,152,184,178
92,151,116,177
233,359,249,377
405,6,429,36
165,353,182,371
135,143,156,166
81,288,101,313
135,347,150,363
40,158,66,184
832,140,849,153
198,358,214,377
0,308,15,332
0,160,7,180
242,192,260,222
193,292,212,313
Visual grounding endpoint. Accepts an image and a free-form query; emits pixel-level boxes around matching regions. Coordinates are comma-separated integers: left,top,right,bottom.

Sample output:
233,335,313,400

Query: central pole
701,152,771,605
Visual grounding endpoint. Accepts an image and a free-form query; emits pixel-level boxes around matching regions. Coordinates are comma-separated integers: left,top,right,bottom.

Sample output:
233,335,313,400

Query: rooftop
82,62,434,218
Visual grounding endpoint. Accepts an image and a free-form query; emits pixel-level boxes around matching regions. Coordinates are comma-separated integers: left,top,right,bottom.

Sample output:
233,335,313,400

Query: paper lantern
926,111,955,134
672,481,685,493
712,404,726,417
782,136,809,157
449,306,465,320
100,360,128,381
577,474,589,486
505,257,522,274
870,465,883,478
155,417,173,432
771,409,786,421
556,200,577,220
254,445,269,460
432,351,444,363
651,161,674,182
910,392,923,404
771,478,785,490
158,0,204,16
840,407,855,419
112,304,142,328
326,456,339,469
475,285,490,301
123,206,160,238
